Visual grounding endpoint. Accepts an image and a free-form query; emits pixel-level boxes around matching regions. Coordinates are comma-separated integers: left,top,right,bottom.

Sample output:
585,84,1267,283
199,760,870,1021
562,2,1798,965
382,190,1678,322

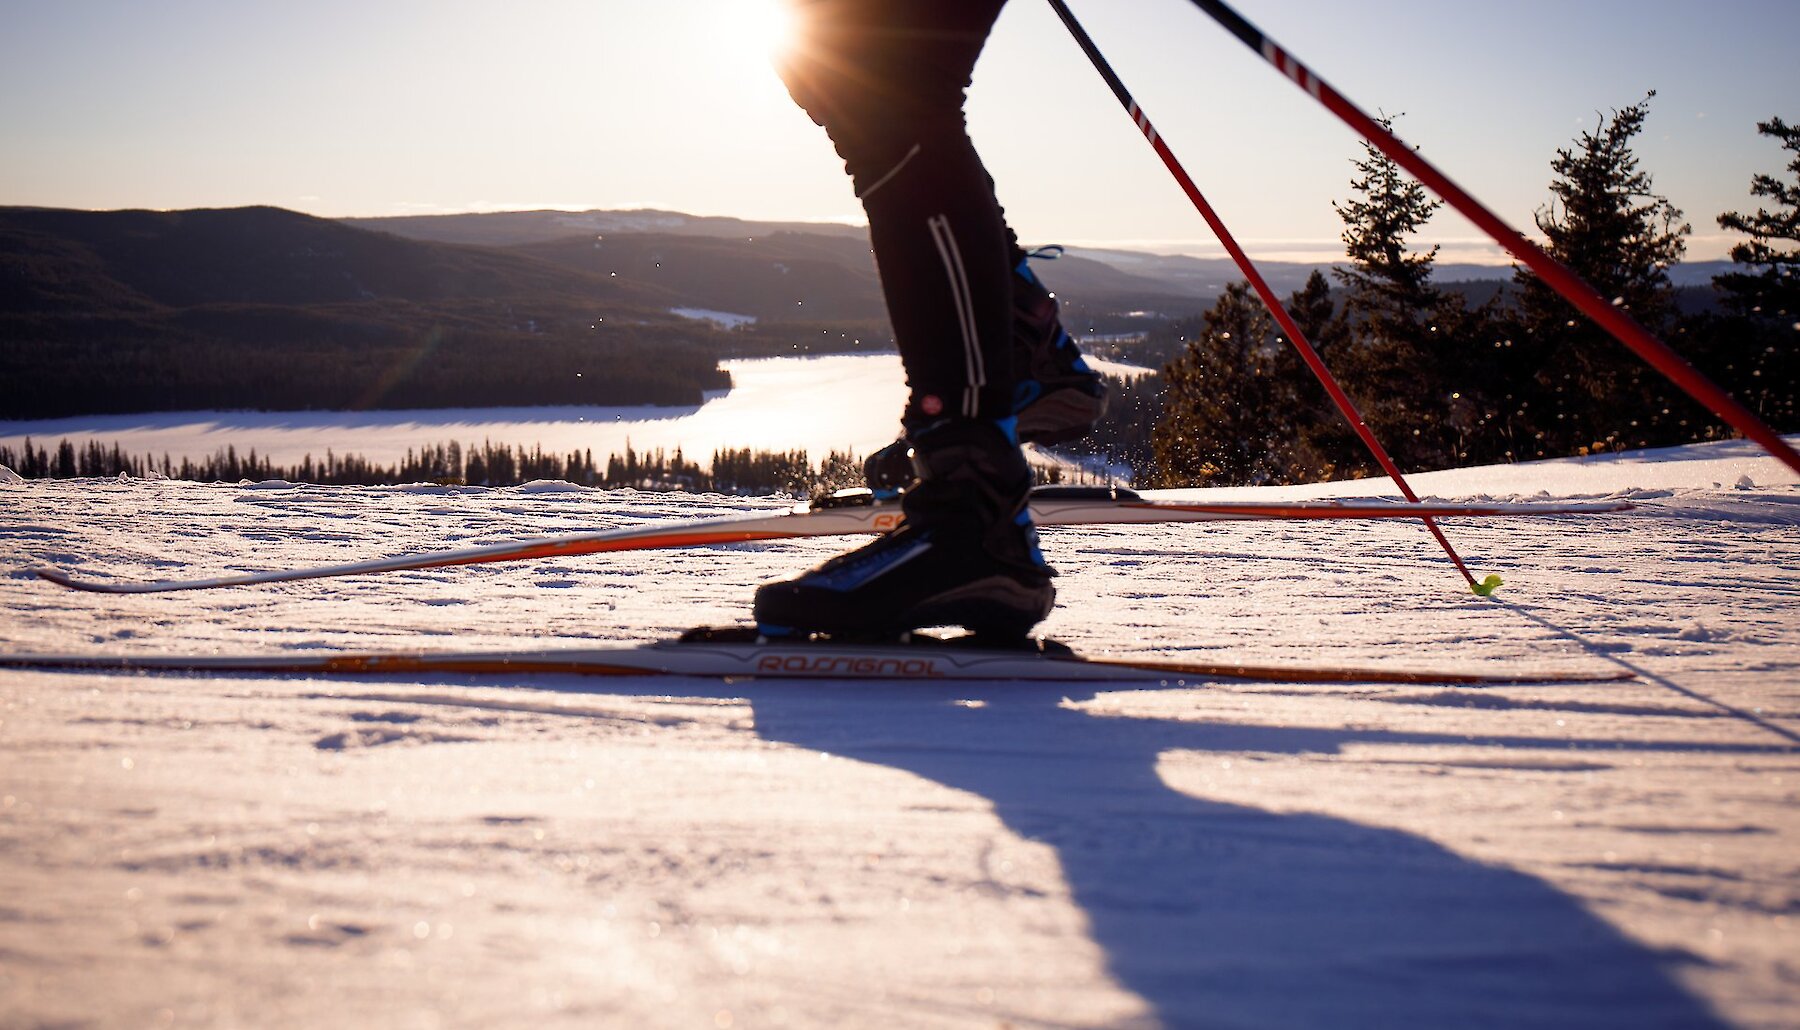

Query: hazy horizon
4,201,1749,272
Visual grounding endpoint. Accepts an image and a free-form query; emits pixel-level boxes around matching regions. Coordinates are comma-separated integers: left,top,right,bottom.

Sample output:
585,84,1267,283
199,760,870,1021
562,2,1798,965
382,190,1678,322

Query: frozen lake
0,354,914,468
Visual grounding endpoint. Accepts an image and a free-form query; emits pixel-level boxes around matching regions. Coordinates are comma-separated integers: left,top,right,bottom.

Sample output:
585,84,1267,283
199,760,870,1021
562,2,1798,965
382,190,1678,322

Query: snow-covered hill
0,438,1795,1027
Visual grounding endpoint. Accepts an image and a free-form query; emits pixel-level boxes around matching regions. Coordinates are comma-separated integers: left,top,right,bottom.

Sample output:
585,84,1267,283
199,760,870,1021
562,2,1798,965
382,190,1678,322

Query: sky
1,0,1795,263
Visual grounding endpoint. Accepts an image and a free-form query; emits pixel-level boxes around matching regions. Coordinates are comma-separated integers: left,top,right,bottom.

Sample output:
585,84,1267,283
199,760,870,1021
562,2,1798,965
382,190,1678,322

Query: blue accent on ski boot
994,415,1021,446
1010,248,1106,445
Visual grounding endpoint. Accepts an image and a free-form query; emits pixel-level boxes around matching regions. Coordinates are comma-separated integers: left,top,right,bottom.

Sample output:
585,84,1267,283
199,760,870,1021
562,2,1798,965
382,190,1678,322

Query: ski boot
757,418,1055,640
1010,250,1107,445
864,252,1107,495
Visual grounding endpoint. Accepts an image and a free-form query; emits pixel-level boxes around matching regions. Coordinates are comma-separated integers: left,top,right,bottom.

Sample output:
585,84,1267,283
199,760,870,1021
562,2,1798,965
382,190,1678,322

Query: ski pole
1045,0,1499,595
1179,0,1800,477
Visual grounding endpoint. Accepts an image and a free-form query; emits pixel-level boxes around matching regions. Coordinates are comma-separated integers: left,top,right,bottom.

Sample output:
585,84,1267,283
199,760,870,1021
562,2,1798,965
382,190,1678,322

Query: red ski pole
1181,0,1800,477
1045,0,1498,594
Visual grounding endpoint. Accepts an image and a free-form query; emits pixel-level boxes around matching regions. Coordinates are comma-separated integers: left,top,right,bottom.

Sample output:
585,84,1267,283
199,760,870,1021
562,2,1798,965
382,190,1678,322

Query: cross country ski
0,626,1636,685
31,486,1632,595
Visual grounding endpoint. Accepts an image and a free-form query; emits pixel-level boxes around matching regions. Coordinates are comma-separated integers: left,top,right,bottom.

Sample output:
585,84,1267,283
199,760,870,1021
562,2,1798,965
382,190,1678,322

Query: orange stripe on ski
1096,657,1636,685
311,655,655,677
432,529,816,567
1121,502,1540,520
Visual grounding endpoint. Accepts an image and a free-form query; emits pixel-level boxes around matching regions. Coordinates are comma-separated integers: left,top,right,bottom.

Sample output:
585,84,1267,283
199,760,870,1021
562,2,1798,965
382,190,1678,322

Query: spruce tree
1331,116,1482,472
1684,116,1800,431
1512,92,1691,454
1333,119,1443,327
1282,270,1368,479
1715,117,1800,322
1150,281,1326,487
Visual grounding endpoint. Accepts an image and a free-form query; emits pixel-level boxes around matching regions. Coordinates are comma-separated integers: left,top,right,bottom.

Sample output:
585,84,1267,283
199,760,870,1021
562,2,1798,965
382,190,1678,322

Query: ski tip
33,567,128,593
1471,574,1504,597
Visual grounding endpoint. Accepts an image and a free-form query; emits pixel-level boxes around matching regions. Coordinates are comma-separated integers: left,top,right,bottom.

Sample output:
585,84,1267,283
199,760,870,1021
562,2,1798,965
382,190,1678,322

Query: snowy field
0,438,1797,1028
0,354,914,469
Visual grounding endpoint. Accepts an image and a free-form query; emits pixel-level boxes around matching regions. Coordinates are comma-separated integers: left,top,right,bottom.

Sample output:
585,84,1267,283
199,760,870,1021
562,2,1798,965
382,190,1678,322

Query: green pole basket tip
1471,574,1504,597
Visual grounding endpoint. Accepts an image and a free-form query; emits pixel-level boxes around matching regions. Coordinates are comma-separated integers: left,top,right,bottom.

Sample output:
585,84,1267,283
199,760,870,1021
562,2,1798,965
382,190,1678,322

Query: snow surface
0,439,1797,1028
670,307,760,329
1083,356,1158,380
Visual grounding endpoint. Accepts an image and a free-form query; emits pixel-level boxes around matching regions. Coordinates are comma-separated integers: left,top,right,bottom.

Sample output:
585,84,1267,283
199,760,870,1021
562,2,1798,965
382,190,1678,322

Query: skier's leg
779,0,1015,427
864,240,1108,494
763,0,1054,636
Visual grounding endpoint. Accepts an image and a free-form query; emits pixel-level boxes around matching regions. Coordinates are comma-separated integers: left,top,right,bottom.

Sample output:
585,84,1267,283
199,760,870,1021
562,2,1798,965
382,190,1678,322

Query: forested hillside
0,205,1210,419
0,206,729,418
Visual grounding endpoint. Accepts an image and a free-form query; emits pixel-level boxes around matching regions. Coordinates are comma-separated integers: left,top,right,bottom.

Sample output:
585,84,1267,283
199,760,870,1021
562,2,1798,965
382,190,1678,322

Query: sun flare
702,0,798,70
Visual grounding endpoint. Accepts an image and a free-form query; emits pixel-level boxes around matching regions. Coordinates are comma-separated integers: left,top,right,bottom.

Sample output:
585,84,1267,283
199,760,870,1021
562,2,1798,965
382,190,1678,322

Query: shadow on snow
315,667,1744,1028
736,679,1730,1029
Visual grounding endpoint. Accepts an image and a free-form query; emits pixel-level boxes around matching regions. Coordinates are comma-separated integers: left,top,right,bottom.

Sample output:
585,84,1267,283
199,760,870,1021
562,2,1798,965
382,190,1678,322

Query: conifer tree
1333,118,1443,328
1512,93,1690,454
1151,282,1324,487
1281,270,1367,479
1680,115,1800,431
1331,116,1483,472
1715,117,1800,322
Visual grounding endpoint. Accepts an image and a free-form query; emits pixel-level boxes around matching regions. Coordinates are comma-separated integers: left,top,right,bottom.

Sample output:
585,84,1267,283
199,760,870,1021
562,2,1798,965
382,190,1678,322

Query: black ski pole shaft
1044,0,1493,593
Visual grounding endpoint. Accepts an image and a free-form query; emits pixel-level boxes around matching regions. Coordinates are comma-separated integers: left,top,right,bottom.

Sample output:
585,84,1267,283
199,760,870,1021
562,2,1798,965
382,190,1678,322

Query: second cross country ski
33,486,1632,595
0,626,1636,685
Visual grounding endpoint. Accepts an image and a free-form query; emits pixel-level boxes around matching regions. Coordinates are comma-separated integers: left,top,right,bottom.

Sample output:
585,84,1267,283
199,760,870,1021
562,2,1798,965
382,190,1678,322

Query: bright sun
703,0,798,69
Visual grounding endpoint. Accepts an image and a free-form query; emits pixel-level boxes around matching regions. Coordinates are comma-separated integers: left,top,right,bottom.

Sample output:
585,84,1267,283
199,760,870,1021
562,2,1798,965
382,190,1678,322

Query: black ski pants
779,0,1015,429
